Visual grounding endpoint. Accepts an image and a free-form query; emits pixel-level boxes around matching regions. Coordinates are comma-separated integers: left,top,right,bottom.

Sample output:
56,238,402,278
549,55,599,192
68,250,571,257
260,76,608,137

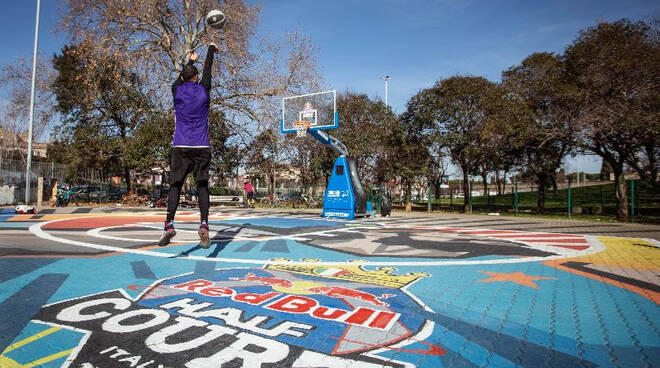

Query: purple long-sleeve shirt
171,46,215,147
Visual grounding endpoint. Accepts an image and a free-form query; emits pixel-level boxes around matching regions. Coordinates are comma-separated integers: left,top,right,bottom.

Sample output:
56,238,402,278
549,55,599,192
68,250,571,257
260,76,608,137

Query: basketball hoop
293,120,311,138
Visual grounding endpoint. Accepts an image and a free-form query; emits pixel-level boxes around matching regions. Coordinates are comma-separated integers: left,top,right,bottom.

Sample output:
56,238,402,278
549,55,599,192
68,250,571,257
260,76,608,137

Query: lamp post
25,0,41,204
380,75,391,107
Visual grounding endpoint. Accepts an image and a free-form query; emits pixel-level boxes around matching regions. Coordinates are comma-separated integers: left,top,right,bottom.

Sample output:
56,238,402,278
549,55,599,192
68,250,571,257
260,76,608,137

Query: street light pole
25,0,41,204
380,75,391,107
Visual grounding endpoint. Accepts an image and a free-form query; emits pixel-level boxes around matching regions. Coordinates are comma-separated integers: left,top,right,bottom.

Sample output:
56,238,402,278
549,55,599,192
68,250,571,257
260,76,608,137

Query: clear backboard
281,90,338,134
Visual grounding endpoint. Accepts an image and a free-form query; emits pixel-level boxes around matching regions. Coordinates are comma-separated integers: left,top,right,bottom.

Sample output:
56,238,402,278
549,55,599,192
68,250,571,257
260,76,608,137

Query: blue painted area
261,238,289,252
210,217,338,228
0,258,57,283
0,221,35,228
0,215,659,367
1,322,83,368
130,260,156,279
0,273,68,352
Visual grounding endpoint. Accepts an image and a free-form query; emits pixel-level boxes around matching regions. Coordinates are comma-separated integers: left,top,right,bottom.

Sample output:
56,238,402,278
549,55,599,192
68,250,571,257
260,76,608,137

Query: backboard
281,90,338,134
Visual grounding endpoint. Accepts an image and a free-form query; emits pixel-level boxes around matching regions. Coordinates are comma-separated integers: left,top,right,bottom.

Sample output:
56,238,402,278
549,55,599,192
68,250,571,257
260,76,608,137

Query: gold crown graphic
267,259,428,288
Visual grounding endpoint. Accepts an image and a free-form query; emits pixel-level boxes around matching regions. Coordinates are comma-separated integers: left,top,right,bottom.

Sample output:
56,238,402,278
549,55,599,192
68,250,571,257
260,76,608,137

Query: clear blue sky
1,0,657,173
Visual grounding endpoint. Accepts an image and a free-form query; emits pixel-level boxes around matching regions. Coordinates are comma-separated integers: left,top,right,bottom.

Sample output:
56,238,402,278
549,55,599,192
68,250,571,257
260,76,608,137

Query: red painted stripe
521,238,587,243
547,245,590,250
368,311,398,329
492,233,581,238
441,227,469,231
344,307,375,325
462,230,519,235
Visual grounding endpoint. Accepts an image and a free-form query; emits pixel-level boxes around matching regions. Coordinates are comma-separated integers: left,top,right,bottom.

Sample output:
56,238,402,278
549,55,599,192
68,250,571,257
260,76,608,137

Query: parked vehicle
75,186,109,203
109,189,127,201
55,186,78,207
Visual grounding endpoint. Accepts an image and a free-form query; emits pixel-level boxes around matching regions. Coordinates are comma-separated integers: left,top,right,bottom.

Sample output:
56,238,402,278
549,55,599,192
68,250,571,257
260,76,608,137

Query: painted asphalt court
0,208,658,367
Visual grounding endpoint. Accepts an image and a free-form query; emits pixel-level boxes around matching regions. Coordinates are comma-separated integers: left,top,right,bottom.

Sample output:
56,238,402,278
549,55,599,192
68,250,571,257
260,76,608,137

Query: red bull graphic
231,272,395,306
25,263,439,367
307,286,395,307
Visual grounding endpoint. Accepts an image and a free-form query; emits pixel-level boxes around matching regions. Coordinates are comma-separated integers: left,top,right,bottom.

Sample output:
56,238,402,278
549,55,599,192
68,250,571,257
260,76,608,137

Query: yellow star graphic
477,271,556,289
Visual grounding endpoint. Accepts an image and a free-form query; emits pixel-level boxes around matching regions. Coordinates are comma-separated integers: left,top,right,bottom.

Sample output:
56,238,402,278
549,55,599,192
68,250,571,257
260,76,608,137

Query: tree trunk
482,174,488,196
495,170,502,195
434,182,441,200
405,181,412,212
124,166,131,192
502,170,507,195
612,164,629,221
536,174,546,213
462,170,471,213
551,175,558,195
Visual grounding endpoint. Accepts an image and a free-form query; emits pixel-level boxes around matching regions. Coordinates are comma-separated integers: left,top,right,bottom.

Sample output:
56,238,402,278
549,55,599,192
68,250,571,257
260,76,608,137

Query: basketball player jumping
159,43,219,248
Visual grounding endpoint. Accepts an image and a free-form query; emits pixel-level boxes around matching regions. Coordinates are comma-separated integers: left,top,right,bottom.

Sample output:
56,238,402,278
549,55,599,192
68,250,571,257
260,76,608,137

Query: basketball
206,9,226,30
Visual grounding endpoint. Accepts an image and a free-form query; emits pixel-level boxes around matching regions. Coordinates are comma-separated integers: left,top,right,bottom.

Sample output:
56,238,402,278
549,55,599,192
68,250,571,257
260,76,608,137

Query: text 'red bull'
174,279,400,330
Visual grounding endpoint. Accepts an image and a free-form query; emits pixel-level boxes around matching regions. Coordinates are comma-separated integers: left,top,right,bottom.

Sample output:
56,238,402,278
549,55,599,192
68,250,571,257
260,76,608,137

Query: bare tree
61,0,322,138
0,58,57,156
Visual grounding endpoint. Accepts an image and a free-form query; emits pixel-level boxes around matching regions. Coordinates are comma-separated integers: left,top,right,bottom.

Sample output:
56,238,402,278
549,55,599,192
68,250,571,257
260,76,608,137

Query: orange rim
293,120,311,129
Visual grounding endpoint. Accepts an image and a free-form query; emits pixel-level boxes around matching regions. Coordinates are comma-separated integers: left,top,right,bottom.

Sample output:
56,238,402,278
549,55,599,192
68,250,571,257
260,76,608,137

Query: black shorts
247,192,254,200
170,147,211,184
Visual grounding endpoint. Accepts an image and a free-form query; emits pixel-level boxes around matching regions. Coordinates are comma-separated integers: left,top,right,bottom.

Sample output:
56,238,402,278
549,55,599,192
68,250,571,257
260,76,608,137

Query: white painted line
28,216,606,266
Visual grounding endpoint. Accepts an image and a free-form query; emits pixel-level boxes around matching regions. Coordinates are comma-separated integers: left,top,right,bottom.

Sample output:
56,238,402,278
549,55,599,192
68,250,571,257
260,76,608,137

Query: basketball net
293,120,310,138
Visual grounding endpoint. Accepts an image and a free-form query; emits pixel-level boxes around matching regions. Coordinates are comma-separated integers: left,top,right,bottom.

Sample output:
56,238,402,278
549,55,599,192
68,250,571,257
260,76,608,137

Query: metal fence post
468,179,472,213
427,186,431,213
600,184,604,210
567,177,572,219
450,185,453,207
630,179,635,223
514,179,519,215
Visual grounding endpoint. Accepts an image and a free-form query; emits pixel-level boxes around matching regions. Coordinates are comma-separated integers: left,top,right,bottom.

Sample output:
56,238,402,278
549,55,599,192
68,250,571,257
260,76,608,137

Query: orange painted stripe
543,260,660,305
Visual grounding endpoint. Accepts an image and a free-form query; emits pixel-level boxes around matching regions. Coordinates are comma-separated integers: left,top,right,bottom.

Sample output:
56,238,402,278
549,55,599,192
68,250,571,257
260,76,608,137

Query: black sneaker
158,224,176,247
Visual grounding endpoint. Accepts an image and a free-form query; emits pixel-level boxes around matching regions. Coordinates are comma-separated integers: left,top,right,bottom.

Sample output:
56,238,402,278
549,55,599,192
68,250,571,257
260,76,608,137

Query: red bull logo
231,272,394,306
175,277,401,330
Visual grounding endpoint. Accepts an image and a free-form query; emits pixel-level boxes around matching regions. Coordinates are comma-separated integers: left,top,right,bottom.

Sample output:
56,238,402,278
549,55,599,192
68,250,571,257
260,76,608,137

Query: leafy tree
565,19,659,220
388,111,432,211
208,111,241,185
307,145,335,193
425,142,449,200
406,76,499,213
502,52,577,212
333,92,396,182
51,43,151,190
245,129,286,195
123,113,173,174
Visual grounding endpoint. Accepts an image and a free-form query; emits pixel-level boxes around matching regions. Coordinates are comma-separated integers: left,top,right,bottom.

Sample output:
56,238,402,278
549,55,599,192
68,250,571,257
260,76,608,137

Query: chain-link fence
408,179,660,223
0,157,116,205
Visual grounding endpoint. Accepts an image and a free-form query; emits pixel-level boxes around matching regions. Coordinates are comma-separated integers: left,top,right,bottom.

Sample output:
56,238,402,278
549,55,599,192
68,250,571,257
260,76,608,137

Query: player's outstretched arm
172,53,198,98
200,43,218,94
